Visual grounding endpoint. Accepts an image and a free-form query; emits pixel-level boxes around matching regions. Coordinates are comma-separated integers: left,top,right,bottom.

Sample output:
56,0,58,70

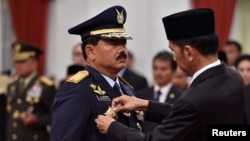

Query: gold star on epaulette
67,70,89,83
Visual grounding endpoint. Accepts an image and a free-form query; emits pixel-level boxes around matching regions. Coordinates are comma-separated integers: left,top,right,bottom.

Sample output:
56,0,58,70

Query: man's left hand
95,115,115,134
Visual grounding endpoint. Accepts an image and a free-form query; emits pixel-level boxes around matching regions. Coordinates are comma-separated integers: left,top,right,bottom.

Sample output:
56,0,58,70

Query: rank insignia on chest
90,83,106,95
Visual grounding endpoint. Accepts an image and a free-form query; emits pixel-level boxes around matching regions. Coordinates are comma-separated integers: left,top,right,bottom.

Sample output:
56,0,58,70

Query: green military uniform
6,74,56,141
5,41,57,141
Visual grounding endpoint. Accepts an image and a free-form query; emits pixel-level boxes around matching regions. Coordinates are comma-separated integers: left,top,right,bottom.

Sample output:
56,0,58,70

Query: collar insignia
90,84,106,95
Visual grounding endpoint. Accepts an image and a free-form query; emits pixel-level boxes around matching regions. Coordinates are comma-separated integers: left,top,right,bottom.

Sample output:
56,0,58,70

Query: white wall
46,0,192,85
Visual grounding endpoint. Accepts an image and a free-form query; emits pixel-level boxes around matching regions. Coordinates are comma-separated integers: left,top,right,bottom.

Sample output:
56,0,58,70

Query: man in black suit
95,8,245,141
119,51,148,92
136,51,182,133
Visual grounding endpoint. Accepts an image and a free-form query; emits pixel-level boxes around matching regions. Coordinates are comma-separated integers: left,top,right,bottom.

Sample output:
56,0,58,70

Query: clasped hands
95,95,148,134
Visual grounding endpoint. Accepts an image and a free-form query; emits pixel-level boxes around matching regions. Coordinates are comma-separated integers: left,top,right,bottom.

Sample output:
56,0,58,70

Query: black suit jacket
244,84,250,124
122,69,148,92
136,86,182,133
107,64,245,141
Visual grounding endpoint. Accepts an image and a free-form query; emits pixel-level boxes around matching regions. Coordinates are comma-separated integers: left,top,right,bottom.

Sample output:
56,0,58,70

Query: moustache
116,52,128,60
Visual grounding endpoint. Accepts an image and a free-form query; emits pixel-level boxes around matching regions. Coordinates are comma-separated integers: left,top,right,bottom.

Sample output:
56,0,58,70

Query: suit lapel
190,64,226,88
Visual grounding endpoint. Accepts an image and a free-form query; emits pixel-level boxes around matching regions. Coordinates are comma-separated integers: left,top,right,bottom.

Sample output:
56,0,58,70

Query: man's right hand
112,95,149,113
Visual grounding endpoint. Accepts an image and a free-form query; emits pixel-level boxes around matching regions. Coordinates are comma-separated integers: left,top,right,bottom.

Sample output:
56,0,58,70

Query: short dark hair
235,55,250,69
81,37,100,60
225,40,242,53
153,50,177,71
218,51,227,64
171,33,219,56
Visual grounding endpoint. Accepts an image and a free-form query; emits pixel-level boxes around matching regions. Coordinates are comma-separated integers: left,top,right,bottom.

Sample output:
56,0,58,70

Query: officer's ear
85,44,96,61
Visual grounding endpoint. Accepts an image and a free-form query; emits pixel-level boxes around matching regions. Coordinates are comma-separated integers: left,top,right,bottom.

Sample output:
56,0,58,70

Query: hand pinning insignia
104,106,117,119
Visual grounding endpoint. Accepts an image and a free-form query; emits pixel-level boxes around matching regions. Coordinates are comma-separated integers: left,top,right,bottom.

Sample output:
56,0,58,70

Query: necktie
113,82,122,96
155,90,162,101
112,82,129,125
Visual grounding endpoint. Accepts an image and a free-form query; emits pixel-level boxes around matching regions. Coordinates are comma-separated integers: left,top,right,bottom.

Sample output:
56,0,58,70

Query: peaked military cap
12,41,42,61
68,5,132,41
162,8,215,40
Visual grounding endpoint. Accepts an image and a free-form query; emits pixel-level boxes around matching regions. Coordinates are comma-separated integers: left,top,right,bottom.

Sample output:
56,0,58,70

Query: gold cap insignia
90,84,106,95
116,9,124,24
169,93,175,99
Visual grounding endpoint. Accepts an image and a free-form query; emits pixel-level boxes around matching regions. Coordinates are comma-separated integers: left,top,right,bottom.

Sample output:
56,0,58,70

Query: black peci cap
12,41,42,61
162,8,215,40
68,5,132,41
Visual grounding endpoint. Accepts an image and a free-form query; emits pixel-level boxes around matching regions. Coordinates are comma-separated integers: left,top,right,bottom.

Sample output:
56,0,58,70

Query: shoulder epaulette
67,70,89,83
118,76,134,89
0,88,5,95
40,76,54,86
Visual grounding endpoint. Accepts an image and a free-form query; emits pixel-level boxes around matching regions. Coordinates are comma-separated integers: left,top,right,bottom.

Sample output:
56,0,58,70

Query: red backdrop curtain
8,0,49,75
192,0,236,50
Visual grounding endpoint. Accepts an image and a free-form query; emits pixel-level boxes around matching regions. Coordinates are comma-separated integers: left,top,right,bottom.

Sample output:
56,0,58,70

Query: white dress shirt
154,83,173,103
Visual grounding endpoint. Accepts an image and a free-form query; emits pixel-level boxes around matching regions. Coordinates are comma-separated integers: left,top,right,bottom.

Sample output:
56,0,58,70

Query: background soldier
6,41,56,141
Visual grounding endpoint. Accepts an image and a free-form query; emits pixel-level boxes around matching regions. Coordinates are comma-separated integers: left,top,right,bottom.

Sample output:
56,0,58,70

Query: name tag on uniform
96,95,111,102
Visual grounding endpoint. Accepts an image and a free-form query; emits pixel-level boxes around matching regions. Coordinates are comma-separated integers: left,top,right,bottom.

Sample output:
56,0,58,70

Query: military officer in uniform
51,5,143,141
6,41,56,141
